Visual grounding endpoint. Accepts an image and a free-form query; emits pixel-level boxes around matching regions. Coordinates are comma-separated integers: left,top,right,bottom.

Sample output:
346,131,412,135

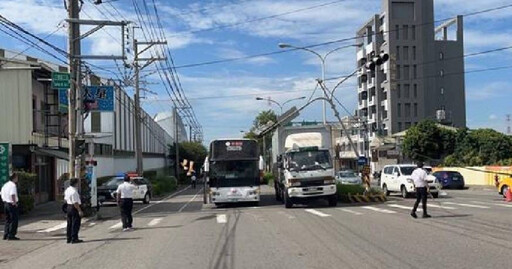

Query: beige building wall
0,62,33,145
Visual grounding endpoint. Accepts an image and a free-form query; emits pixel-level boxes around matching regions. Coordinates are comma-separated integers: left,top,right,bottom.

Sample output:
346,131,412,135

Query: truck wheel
401,186,410,198
328,194,337,207
284,188,293,208
382,184,390,196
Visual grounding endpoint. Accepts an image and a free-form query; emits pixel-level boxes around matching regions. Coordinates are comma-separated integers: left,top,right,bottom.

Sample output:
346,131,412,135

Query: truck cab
274,146,337,208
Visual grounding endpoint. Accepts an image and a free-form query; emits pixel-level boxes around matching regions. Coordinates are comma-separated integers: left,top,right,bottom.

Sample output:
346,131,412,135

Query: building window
404,65,410,80
405,122,411,129
397,84,401,98
413,65,417,79
404,84,410,98
405,103,411,117
32,97,37,132
439,52,444,60
91,112,101,133
441,87,445,95
403,46,409,61
396,65,401,80
367,26,373,44
398,122,402,132
395,25,400,40
412,46,416,61
397,103,402,117
411,25,416,40
414,103,418,117
40,101,45,127
403,25,409,39
440,69,444,77
396,46,400,60
413,84,418,98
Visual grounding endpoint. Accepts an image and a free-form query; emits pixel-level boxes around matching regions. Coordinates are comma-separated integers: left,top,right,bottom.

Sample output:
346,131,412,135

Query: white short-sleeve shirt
1,181,18,203
411,168,428,188
64,186,81,205
116,182,135,199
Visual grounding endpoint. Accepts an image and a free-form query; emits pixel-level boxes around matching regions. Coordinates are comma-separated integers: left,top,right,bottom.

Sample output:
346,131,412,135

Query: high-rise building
355,0,466,146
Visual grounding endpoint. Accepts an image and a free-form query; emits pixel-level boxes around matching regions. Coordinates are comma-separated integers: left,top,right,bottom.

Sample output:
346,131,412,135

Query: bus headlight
247,189,259,195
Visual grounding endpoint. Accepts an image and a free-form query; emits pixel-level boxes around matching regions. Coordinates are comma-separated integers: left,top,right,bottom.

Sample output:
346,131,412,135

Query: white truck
272,125,337,208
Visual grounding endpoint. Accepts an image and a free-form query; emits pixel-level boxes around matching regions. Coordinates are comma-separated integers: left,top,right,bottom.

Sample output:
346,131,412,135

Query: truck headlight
324,177,335,185
289,178,301,187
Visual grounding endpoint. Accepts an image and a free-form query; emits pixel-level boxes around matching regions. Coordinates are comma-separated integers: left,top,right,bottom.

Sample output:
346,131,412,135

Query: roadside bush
151,176,177,196
143,170,158,179
16,171,37,214
262,172,274,185
19,195,35,214
337,183,365,196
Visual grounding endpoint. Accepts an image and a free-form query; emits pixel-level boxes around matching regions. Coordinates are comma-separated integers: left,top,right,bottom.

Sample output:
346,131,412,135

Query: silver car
335,170,362,185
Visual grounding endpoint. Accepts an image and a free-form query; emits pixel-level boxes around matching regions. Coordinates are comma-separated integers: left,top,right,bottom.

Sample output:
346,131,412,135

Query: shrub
143,170,158,179
262,172,274,185
337,183,365,196
19,195,35,214
151,176,177,196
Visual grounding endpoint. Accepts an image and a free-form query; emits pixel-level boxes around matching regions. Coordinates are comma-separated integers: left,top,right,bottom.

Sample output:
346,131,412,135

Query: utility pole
174,107,180,179
67,0,81,179
133,38,167,176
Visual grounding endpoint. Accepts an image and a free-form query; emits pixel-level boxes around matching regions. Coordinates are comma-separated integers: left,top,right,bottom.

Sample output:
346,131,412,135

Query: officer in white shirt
64,178,84,243
1,173,19,240
116,174,135,231
410,162,432,219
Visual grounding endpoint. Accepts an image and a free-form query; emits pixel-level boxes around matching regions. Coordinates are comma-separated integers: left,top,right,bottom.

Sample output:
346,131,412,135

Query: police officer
1,173,19,240
117,174,135,231
410,162,432,219
64,178,84,244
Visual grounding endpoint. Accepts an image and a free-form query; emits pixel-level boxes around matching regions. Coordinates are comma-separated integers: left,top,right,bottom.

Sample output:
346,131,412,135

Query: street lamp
255,96,306,115
278,43,363,124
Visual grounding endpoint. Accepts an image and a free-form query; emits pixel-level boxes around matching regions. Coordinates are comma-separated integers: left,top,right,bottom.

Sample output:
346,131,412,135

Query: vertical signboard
0,142,12,185
58,89,68,113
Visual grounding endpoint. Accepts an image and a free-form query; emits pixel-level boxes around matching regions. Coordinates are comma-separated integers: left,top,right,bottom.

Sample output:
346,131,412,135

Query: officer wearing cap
117,174,135,231
64,178,84,243
1,172,19,240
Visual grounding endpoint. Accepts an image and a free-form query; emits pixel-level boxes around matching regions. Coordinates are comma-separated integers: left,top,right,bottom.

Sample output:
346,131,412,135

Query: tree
402,120,456,162
168,142,208,175
244,110,277,167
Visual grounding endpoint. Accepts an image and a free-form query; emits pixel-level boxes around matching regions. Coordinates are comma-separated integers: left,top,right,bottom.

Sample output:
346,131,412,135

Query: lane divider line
338,208,363,215
387,204,422,212
443,202,490,209
471,201,512,208
178,188,203,213
361,206,397,214
148,218,163,227
305,209,331,217
428,204,456,210
133,185,192,215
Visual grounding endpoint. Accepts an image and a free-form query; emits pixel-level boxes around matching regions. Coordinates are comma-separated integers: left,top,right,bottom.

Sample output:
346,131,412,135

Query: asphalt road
1,185,511,269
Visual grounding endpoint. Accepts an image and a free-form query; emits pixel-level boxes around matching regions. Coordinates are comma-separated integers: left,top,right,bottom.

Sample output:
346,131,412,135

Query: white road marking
37,222,67,233
109,222,123,229
178,188,203,213
338,208,363,215
443,202,490,209
387,204,422,212
133,185,191,215
305,209,331,217
428,204,456,210
471,201,512,208
216,214,227,224
361,206,397,214
148,218,163,227
88,222,96,227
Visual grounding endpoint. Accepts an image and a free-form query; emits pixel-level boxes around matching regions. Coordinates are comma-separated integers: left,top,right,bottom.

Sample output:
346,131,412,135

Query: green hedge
151,176,178,196
19,195,35,214
262,172,274,185
16,171,37,214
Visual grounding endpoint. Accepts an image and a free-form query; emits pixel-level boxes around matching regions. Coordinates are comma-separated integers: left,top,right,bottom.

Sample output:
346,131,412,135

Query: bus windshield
209,160,259,187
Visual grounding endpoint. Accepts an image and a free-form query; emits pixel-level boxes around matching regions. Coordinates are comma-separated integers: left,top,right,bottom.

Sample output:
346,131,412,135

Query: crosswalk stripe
37,222,67,233
216,214,227,224
148,218,162,227
428,204,456,210
109,222,123,229
443,202,490,209
387,204,422,212
471,201,512,208
338,208,363,215
305,209,331,217
361,206,397,214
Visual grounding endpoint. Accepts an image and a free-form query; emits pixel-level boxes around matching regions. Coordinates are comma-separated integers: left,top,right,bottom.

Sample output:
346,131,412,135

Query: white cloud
489,114,498,120
466,81,509,100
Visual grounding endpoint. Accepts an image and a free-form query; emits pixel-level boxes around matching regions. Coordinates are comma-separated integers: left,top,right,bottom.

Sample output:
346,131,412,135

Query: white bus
205,139,264,206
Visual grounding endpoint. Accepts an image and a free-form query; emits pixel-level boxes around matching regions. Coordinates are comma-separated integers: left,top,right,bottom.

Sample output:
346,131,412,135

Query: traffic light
75,139,86,156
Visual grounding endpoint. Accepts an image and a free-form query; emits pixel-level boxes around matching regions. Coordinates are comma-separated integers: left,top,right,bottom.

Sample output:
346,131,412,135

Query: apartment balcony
359,99,368,108
381,100,388,111
357,48,366,61
368,98,375,107
365,43,374,54
31,132,69,149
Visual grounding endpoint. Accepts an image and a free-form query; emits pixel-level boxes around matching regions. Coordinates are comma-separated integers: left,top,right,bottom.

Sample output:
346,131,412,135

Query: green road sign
0,142,11,185
52,72,71,89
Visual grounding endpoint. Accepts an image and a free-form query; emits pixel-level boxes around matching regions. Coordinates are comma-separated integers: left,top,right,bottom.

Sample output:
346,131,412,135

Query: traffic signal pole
67,0,80,180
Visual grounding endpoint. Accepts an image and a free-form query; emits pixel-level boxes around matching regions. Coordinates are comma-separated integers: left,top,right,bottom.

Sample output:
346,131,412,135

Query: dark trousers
3,203,19,239
412,187,428,215
120,198,133,229
66,205,81,242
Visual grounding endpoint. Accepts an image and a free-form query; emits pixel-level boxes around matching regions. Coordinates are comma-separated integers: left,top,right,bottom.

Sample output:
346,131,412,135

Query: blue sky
1,0,512,144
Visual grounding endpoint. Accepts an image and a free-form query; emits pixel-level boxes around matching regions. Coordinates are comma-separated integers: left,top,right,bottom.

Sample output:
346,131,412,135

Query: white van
380,164,440,198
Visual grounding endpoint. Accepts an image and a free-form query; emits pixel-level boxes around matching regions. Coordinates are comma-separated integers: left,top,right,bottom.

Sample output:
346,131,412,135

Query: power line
168,0,348,37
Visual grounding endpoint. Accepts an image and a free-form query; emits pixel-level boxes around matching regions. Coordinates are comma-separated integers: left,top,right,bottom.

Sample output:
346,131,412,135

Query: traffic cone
506,187,512,202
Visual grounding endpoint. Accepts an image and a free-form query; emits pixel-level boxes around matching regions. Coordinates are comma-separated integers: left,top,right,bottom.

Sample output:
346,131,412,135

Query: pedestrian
410,162,432,219
116,174,135,231
1,172,19,241
191,172,197,189
64,178,84,244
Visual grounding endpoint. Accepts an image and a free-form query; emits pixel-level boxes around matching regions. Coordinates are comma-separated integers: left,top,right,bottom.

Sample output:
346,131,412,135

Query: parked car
97,174,153,205
432,171,465,189
380,164,441,198
497,177,512,198
335,170,362,185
